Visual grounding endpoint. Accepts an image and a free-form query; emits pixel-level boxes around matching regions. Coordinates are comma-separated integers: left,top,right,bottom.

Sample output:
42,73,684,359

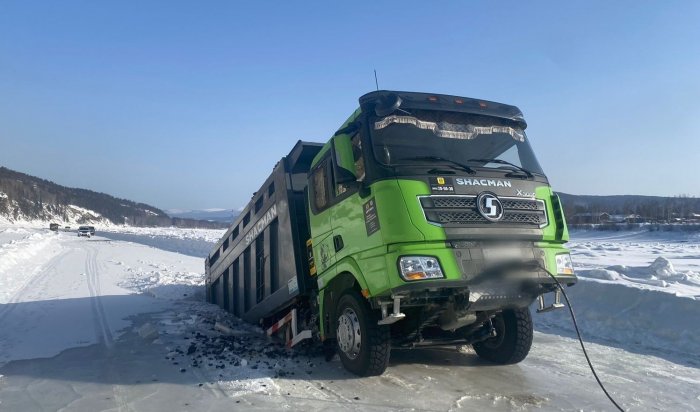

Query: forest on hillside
558,193,700,224
0,166,227,228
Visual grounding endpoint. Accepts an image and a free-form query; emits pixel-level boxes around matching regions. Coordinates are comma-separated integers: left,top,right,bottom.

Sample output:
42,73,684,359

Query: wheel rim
337,307,362,359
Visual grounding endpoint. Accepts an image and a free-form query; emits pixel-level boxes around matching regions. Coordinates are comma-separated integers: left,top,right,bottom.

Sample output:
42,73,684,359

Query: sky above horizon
1,1,699,210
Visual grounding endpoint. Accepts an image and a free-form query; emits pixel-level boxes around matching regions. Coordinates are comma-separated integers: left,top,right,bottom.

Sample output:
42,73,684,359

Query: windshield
370,109,545,175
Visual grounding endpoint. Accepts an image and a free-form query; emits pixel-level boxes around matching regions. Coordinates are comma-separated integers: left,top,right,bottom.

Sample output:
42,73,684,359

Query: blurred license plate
482,248,524,260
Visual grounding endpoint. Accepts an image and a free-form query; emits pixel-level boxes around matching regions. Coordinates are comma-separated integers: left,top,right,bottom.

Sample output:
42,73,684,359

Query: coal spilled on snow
148,300,328,397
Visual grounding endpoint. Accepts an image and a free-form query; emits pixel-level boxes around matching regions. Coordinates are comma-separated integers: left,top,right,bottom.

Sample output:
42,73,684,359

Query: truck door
329,132,382,262
308,155,336,275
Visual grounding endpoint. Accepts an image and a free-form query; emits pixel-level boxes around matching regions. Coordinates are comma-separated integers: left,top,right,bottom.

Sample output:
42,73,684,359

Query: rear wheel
473,307,533,364
335,290,390,376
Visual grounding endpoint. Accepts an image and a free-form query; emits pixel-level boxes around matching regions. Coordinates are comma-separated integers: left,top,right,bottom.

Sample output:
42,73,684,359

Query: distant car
49,223,59,231
77,226,92,237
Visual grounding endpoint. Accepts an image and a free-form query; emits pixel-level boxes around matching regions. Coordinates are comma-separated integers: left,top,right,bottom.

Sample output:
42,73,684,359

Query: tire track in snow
111,383,136,412
0,248,69,325
84,244,114,348
82,243,132,412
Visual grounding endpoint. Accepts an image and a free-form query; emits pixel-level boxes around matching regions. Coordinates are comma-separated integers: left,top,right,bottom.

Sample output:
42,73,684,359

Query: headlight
555,253,575,275
398,256,444,281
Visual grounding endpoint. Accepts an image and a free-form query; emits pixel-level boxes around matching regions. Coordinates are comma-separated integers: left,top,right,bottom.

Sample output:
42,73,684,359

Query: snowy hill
0,166,227,228
0,166,170,226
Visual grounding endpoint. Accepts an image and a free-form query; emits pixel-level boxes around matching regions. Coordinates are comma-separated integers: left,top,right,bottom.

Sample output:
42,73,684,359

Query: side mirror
334,121,359,137
332,134,357,184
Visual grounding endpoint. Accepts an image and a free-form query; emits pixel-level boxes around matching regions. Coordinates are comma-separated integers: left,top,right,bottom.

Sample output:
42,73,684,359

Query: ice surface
0,224,699,410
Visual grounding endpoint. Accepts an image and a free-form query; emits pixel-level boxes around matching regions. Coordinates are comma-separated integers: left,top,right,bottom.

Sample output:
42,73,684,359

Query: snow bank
534,279,700,361
0,230,60,304
98,224,226,258
582,268,622,281
100,231,216,258
104,226,225,243
578,257,700,292
569,230,700,298
543,230,700,360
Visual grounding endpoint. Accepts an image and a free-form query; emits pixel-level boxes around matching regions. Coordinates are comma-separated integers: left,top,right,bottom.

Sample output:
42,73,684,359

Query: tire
473,307,533,364
335,290,390,376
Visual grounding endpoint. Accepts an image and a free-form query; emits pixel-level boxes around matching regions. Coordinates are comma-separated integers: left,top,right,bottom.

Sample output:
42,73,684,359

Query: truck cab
309,91,575,375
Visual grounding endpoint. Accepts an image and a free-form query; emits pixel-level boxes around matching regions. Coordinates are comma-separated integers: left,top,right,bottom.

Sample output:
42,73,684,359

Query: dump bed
205,141,323,323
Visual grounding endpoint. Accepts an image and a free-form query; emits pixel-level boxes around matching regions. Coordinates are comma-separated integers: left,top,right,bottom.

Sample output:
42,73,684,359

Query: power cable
540,268,625,412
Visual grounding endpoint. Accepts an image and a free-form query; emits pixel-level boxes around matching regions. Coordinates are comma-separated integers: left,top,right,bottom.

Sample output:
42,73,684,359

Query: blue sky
1,1,699,210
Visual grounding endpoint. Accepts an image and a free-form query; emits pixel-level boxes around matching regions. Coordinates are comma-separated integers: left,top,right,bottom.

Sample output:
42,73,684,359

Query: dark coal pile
164,310,324,381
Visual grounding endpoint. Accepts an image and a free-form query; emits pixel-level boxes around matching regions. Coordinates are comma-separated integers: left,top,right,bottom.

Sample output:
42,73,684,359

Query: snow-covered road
0,227,699,411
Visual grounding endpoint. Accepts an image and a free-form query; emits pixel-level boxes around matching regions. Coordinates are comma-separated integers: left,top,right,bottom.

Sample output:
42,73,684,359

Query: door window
335,133,362,197
352,133,365,182
312,161,329,211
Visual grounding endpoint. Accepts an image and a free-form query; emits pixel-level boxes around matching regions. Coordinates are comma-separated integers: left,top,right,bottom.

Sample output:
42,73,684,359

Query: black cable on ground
541,270,625,412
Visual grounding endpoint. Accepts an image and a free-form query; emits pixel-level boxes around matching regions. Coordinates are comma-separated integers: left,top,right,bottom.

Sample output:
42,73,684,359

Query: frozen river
0,227,698,411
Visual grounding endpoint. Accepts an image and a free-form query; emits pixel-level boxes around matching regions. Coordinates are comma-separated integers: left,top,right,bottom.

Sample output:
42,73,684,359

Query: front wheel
473,307,533,364
335,290,390,376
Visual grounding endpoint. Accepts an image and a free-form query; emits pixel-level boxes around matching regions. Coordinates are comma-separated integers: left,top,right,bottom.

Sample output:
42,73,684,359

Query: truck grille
420,195,547,227
432,197,476,208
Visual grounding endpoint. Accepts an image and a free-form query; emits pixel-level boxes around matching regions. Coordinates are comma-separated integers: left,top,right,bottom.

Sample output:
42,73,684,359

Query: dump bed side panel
206,141,322,324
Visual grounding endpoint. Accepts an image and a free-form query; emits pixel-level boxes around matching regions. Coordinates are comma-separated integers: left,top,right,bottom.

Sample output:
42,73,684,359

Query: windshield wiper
399,156,475,174
466,158,534,178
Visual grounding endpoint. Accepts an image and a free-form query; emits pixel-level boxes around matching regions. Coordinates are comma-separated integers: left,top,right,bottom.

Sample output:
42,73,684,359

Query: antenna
374,69,379,90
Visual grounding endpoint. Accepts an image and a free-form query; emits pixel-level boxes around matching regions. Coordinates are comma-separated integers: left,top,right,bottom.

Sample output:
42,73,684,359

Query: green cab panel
307,107,574,303
312,175,574,299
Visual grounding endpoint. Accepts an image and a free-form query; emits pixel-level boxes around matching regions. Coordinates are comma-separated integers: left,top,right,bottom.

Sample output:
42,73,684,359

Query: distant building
571,212,610,224
625,214,645,224
607,214,627,224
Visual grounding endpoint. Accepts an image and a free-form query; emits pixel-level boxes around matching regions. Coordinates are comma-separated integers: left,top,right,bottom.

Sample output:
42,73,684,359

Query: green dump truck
205,90,576,376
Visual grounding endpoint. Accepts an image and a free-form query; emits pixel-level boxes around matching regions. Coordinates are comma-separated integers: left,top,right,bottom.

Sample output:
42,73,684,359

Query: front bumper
381,270,574,311
372,240,577,312
389,274,577,295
